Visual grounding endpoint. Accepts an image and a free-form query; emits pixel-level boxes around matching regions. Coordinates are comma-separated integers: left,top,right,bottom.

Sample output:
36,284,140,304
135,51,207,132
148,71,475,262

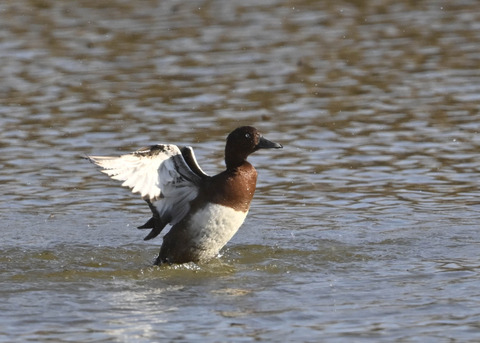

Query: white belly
187,203,248,259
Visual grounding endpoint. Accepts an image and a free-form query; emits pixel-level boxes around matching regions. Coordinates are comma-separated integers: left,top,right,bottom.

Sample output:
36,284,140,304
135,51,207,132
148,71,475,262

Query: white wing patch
87,144,205,227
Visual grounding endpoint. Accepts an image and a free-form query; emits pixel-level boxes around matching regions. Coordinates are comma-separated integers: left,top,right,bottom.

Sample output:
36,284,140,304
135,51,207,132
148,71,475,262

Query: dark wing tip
138,217,167,241
83,154,94,163
143,227,163,241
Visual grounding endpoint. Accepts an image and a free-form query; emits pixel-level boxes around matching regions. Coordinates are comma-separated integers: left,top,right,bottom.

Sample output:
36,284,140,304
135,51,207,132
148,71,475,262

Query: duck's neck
224,147,249,169
225,158,246,170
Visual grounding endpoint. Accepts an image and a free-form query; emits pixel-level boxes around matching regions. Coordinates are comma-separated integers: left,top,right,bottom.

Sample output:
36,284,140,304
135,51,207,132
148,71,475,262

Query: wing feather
87,144,207,229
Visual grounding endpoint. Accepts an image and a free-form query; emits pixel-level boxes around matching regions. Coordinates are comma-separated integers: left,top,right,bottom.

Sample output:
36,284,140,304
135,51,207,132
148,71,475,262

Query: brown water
1,0,480,341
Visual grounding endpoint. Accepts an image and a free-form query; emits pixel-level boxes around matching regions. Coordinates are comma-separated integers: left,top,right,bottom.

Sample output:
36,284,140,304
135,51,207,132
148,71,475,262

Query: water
1,0,480,341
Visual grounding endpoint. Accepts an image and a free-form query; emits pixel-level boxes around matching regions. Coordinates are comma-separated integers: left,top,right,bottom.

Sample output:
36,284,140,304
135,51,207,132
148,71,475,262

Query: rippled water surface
2,0,480,341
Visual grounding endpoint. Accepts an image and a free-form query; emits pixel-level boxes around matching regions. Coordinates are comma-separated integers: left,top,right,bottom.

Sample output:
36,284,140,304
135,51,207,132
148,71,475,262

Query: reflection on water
1,0,480,341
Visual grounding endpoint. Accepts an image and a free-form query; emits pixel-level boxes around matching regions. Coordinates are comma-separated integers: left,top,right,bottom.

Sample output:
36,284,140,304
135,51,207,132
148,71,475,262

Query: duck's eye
245,133,250,139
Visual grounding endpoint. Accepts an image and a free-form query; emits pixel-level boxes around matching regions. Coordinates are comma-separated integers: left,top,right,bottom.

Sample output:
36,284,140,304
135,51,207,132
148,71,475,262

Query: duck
86,126,282,265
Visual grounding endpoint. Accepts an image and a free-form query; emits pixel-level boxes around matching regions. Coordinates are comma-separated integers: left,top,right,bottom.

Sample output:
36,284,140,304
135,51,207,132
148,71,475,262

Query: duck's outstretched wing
86,144,208,240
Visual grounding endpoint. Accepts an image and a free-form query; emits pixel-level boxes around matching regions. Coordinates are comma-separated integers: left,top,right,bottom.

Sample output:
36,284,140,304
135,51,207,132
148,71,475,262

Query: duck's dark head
225,126,282,168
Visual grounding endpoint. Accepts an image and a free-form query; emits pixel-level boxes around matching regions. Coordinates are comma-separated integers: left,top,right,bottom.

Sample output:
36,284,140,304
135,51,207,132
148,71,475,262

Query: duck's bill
256,136,283,149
